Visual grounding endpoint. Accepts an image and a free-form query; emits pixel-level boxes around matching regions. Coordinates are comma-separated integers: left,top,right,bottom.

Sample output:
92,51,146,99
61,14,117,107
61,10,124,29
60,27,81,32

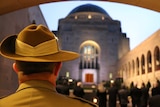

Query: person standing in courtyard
140,83,149,107
108,83,118,107
96,82,107,107
73,81,85,98
56,80,70,95
0,24,98,107
118,85,129,107
130,84,142,107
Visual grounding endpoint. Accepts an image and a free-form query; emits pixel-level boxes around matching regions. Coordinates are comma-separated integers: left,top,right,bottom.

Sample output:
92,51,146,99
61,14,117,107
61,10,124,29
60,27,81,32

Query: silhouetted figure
130,84,142,107
73,82,85,98
97,82,107,107
130,81,134,89
149,95,160,107
56,80,70,95
108,83,118,107
151,82,160,96
140,83,149,107
156,78,160,87
147,80,151,89
118,85,129,107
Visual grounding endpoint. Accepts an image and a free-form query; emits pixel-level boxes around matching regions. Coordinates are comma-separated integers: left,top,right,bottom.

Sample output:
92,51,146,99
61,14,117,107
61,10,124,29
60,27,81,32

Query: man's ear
53,62,62,76
13,63,18,74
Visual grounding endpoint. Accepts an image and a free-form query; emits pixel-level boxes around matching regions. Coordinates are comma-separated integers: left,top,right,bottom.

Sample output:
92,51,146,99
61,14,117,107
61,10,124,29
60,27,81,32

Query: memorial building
55,4,130,84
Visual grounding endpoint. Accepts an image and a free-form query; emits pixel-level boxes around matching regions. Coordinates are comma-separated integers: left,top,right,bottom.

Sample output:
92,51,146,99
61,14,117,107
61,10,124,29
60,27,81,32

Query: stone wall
117,29,160,88
0,6,47,97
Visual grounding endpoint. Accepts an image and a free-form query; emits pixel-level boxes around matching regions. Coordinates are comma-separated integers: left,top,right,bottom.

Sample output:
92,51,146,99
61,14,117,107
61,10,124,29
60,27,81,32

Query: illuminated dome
68,3,110,16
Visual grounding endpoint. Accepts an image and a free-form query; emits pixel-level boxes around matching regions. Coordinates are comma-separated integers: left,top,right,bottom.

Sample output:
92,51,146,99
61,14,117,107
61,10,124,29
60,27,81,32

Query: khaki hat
0,24,79,62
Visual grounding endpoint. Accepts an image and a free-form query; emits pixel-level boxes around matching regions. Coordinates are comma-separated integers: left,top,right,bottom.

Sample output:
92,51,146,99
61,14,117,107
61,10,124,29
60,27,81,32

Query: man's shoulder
0,94,11,99
0,96,6,100
68,96,99,107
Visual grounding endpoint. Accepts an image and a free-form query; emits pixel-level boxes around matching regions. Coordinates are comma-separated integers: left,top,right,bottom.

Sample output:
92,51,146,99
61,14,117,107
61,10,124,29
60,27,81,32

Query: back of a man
118,86,129,107
130,85,142,107
108,83,118,107
0,24,98,107
73,82,85,98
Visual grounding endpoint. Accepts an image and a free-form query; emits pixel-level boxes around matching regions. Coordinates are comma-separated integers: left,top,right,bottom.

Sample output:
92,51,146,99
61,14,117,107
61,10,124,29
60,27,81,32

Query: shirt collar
16,80,56,92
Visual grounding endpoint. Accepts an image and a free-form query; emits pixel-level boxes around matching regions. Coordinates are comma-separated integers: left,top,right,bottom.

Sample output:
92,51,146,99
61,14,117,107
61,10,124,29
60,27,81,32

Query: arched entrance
79,40,100,84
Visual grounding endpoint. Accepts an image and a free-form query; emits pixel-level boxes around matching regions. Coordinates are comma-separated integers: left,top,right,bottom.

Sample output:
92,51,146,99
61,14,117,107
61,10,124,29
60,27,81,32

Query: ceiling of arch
0,0,160,15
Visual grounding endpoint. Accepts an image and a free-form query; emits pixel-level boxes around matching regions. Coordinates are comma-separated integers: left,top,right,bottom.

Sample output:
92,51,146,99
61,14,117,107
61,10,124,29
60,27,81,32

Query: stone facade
57,4,130,84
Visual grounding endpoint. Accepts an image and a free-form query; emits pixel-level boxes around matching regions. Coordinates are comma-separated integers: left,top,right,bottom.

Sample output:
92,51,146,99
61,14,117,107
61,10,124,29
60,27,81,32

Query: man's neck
18,72,56,86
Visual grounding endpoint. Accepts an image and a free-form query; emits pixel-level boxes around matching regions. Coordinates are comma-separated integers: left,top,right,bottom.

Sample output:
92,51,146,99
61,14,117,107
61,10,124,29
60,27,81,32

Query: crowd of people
55,78,160,107
96,80,160,107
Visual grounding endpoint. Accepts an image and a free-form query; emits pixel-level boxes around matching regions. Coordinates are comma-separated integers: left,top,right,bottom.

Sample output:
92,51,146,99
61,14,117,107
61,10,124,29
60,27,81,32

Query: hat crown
17,25,56,46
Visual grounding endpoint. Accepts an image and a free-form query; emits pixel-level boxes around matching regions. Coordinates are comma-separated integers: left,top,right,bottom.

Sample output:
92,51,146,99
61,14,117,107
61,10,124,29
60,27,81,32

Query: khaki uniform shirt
0,80,98,107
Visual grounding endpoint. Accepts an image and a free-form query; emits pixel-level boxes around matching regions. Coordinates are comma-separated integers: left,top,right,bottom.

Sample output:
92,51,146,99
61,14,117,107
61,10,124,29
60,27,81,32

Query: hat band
15,39,59,56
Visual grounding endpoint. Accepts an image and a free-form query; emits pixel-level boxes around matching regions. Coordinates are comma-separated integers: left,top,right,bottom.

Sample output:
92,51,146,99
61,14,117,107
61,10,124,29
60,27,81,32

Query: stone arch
128,62,131,77
79,40,100,84
124,64,128,78
147,51,152,73
154,46,160,71
141,54,145,74
136,57,140,75
79,40,100,69
132,60,135,77
1,0,159,15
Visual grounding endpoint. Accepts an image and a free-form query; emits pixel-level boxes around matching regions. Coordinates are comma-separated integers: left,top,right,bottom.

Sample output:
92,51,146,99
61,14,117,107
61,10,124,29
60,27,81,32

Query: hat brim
0,35,79,62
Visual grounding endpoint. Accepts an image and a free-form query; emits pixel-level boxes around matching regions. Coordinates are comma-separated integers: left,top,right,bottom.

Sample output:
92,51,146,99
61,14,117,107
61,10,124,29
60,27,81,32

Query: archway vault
0,0,160,15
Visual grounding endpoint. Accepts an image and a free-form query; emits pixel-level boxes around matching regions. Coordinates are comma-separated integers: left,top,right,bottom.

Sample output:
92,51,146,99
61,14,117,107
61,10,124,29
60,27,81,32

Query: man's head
77,82,82,87
12,61,62,85
0,24,79,84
